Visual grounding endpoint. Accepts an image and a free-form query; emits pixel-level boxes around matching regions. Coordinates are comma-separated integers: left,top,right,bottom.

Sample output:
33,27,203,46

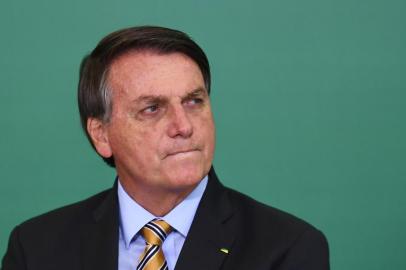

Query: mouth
165,149,199,158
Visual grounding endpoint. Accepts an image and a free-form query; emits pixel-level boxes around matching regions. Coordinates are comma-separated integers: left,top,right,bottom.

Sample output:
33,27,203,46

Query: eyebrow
183,88,208,100
132,95,165,105
132,87,208,105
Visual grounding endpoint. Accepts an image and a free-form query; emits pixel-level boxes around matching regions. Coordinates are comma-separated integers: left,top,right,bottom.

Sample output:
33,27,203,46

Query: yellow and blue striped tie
137,219,172,270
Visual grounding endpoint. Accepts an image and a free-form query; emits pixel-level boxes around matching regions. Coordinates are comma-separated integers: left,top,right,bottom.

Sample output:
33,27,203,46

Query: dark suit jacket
2,168,329,270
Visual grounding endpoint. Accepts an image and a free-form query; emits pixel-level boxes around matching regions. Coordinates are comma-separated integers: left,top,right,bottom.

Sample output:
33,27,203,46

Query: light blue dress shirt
117,176,208,270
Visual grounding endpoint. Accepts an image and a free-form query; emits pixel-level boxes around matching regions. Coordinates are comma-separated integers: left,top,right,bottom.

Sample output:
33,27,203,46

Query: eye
141,104,159,114
185,98,204,106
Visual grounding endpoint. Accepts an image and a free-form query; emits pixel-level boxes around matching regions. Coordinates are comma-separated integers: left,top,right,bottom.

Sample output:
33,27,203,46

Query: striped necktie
137,219,172,270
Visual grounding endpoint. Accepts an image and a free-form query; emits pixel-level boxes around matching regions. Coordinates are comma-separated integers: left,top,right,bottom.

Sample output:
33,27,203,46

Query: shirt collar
118,176,208,248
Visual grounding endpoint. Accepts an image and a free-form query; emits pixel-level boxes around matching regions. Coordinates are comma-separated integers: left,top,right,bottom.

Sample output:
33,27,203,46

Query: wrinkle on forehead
107,50,204,100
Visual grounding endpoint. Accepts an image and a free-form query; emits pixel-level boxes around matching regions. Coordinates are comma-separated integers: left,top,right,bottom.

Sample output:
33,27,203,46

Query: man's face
95,51,215,195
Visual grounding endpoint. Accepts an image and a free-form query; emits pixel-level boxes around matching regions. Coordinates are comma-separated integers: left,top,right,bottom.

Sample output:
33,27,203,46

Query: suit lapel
175,168,235,270
80,183,119,270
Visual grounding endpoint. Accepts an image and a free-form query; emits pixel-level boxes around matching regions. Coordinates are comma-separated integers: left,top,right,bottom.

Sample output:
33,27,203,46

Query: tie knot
141,219,172,246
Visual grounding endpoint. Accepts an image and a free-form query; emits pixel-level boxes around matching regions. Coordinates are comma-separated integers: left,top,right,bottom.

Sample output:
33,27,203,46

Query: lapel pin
220,248,229,254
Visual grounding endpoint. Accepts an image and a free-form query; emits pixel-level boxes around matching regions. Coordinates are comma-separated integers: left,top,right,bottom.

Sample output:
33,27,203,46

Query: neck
119,178,197,217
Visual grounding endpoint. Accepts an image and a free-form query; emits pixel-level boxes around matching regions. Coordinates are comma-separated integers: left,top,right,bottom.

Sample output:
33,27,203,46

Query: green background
1,0,405,269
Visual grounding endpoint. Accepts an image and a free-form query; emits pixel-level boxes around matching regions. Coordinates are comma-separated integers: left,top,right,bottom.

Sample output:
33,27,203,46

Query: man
2,26,329,270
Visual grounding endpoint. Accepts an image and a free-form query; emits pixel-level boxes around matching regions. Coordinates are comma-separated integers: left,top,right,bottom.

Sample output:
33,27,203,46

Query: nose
167,105,193,138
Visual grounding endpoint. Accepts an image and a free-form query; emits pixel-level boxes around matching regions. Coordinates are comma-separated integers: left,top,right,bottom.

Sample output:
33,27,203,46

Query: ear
87,117,113,158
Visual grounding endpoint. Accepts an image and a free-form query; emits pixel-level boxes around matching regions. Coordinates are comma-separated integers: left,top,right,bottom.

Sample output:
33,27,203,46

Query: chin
164,164,206,190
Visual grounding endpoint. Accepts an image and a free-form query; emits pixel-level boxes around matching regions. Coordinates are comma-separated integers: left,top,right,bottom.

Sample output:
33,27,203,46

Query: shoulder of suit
15,187,114,235
223,185,321,237
219,185,329,264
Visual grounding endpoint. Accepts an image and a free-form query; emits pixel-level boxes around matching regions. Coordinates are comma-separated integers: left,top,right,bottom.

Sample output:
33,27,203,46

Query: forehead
107,50,205,98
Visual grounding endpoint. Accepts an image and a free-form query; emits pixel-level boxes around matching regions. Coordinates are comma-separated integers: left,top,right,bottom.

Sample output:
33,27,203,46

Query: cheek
136,127,172,166
200,112,215,137
108,123,146,156
195,114,216,153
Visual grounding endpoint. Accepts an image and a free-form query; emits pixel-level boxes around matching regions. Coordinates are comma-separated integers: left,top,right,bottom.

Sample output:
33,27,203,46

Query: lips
165,149,199,158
